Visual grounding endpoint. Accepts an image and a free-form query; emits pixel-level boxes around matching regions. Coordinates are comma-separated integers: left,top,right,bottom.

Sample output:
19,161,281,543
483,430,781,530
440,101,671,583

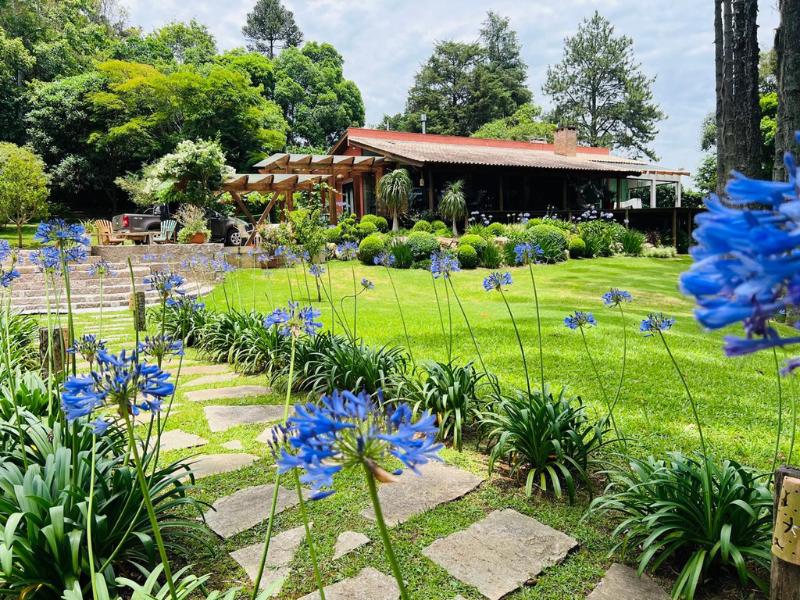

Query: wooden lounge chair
152,219,176,243
96,219,125,245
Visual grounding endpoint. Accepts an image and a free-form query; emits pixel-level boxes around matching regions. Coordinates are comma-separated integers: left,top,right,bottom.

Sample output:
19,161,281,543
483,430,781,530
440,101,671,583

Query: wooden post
675,179,683,208
650,178,657,208
39,327,67,377
428,169,435,212
672,208,678,249
561,179,568,210
353,174,364,218
771,466,800,599
328,187,337,225
498,174,504,213
129,291,146,332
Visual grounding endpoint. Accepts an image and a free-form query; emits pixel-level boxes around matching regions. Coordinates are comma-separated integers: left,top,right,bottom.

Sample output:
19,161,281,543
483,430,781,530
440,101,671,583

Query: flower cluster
166,295,205,311
373,251,395,267
309,263,325,277
640,313,675,336
29,246,62,274
277,390,441,499
337,241,358,261
0,241,20,288
430,251,460,279
34,220,89,265
144,270,185,301
67,334,106,365
210,256,235,275
564,311,596,329
361,278,374,290
276,245,300,266
137,335,184,363
680,138,800,358
89,259,114,278
483,271,513,291
602,288,633,307
264,301,323,338
514,242,543,266
61,349,174,422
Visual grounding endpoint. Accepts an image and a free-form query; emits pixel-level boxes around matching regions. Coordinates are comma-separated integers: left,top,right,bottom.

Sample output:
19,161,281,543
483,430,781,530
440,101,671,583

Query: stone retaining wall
92,243,225,264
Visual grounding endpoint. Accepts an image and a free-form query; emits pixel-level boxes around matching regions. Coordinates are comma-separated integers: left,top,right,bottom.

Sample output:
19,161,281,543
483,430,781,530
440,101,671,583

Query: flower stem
351,265,358,340
789,371,798,466
499,289,530,398
2,291,26,469
292,469,326,599
363,464,409,600
579,326,620,440
62,252,76,376
326,265,335,335
87,434,98,600
771,346,784,481
526,263,546,394
446,279,496,392
122,410,178,600
99,277,104,339
442,276,453,363
430,273,448,357
385,265,414,369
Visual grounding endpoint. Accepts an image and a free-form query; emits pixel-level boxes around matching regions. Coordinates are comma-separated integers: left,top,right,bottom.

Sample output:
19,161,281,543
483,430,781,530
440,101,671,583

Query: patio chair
96,219,125,245
152,219,176,243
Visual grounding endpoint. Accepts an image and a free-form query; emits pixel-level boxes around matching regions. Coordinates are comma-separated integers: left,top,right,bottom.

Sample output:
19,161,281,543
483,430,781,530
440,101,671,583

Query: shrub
390,240,413,269
430,219,447,231
589,454,772,599
337,213,359,242
150,296,210,347
406,231,439,260
231,317,291,376
480,388,609,503
527,217,573,232
411,219,432,232
457,244,478,268
481,241,504,268
358,234,386,265
324,225,342,244
620,228,646,256
465,224,486,237
356,220,378,238
412,259,432,270
486,222,507,237
568,235,586,258
458,234,488,258
528,224,568,262
579,220,617,257
0,311,37,376
361,214,388,232
393,360,485,451
434,227,452,238
643,244,677,258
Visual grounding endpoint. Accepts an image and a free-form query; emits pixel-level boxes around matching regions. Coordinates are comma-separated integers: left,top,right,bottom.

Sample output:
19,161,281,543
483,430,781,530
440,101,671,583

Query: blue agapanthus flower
137,335,184,363
277,390,441,499
373,251,395,267
430,251,460,279
264,301,323,337
88,259,114,278
34,219,91,248
61,349,174,422
483,271,513,291
309,263,325,277
640,313,675,336
210,256,235,274
0,241,20,287
0,240,11,262
361,278,374,290
680,135,800,358
514,242,543,265
564,311,596,329
602,288,633,307
29,246,62,274
144,270,185,300
67,334,107,365
276,246,300,266
337,241,358,260
166,295,205,311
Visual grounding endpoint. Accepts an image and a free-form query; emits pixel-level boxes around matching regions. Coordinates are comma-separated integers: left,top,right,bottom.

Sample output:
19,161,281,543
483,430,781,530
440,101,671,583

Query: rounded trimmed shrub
361,214,389,232
434,227,452,238
568,236,586,258
458,234,488,258
529,224,568,262
358,234,385,265
412,220,432,232
406,231,440,260
431,219,447,231
457,244,479,269
324,226,342,244
356,221,378,238
486,222,507,237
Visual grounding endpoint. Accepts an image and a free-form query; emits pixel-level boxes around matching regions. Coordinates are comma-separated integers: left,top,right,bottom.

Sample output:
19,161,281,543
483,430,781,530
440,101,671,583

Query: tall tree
472,103,556,142
242,0,303,58
0,143,50,247
773,0,800,180
543,11,665,161
714,0,762,190
479,12,531,108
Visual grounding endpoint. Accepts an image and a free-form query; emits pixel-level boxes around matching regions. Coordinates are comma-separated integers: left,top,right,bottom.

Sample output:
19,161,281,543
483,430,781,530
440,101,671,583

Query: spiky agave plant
439,179,467,236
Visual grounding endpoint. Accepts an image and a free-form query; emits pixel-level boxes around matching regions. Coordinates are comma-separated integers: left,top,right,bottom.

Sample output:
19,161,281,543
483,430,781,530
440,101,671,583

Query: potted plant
176,204,211,244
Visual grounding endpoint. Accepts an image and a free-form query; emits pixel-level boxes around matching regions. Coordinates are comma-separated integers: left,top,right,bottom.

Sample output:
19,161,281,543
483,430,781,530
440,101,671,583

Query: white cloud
121,0,780,187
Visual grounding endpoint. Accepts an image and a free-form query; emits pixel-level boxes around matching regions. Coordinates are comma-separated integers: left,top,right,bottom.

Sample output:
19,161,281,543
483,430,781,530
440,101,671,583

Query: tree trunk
715,0,726,194
451,218,457,237
16,223,22,248
392,210,399,232
773,0,800,181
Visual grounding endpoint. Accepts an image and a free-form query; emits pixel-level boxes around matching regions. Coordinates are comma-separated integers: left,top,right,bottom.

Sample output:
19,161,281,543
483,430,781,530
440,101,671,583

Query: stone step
186,385,272,403
230,525,309,593
204,483,304,539
297,568,399,600
586,564,668,600
186,453,258,479
203,405,283,433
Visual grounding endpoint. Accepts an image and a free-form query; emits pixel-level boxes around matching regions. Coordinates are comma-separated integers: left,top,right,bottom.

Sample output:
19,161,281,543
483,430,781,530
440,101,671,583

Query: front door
342,182,355,216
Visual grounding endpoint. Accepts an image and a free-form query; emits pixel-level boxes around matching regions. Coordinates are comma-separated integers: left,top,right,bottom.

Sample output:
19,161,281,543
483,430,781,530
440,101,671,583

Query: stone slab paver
159,429,208,452
297,567,399,600
587,564,668,600
222,440,244,451
204,483,302,538
204,405,284,433
230,524,308,593
255,426,285,445
332,531,370,560
186,385,271,403
188,453,258,479
184,374,236,388
180,364,232,376
422,509,578,600
361,461,484,526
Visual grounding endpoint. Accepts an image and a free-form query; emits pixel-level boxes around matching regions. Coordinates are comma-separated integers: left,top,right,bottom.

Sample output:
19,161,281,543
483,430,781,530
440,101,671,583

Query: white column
649,178,657,209
675,179,682,208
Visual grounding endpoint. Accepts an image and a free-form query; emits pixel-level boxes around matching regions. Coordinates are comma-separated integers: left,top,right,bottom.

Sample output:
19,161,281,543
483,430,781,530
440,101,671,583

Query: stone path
361,461,485,526
187,453,258,479
181,364,232,376
222,440,244,450
587,564,668,600
297,567,399,600
230,524,309,593
423,509,578,600
186,384,271,402
184,373,236,388
204,483,303,538
332,531,370,560
204,405,284,432
158,429,208,452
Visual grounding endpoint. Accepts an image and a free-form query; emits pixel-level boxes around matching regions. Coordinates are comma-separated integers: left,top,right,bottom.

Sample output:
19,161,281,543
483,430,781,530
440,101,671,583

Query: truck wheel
226,229,242,246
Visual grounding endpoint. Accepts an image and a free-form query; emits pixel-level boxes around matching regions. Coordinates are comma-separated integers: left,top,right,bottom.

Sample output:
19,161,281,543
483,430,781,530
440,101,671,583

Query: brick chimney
554,126,578,157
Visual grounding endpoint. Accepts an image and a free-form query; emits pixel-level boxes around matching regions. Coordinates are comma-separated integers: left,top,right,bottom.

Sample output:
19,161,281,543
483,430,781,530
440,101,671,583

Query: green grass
0,224,40,249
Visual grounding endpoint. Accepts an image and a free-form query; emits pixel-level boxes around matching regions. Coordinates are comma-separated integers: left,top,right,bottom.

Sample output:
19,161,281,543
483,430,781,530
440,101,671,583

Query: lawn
206,255,794,472
0,224,40,248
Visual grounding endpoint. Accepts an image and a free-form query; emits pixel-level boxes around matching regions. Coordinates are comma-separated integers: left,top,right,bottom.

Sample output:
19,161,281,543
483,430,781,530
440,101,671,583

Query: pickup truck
112,206,251,246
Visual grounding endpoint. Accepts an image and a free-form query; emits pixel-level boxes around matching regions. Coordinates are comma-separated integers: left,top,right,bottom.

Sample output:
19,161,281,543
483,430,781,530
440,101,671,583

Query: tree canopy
0,143,50,246
472,104,556,142
242,0,303,58
543,11,665,160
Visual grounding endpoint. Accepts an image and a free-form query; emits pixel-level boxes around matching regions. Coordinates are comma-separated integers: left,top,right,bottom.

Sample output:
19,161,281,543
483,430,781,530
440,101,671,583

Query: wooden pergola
221,172,334,244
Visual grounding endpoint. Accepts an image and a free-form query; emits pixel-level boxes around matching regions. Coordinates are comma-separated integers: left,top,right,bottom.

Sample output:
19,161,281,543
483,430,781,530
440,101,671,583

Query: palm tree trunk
452,218,457,237
773,0,800,180
392,210,399,232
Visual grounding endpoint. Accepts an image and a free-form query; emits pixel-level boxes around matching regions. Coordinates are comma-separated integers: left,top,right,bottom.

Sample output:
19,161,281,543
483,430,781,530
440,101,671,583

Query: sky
121,0,781,189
